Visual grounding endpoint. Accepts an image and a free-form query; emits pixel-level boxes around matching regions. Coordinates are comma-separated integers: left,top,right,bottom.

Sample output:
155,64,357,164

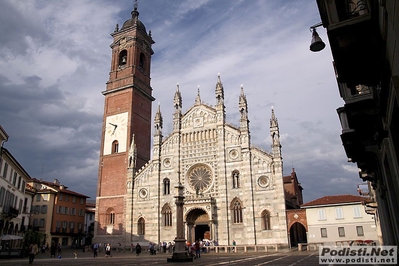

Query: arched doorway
289,222,307,247
186,208,210,243
195,224,209,240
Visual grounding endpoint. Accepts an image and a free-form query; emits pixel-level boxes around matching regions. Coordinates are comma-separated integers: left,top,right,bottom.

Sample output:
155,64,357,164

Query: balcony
2,206,19,218
338,83,378,104
364,206,376,215
364,202,377,215
317,0,383,87
344,86,382,133
337,105,385,164
317,0,371,27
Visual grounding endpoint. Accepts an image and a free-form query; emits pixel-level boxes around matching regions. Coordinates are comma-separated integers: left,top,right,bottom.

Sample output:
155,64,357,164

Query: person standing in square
28,243,38,265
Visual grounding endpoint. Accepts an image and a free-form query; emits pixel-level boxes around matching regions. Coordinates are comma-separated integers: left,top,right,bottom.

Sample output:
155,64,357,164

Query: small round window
139,188,148,198
257,176,270,188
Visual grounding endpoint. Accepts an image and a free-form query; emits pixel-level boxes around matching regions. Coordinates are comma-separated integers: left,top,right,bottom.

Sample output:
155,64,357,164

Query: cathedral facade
126,82,288,247
94,5,289,248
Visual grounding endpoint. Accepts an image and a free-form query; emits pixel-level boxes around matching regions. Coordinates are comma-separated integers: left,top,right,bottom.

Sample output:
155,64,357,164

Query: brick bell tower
95,3,155,240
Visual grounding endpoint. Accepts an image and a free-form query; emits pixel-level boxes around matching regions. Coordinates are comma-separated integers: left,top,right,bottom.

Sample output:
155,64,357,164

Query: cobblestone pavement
0,248,378,266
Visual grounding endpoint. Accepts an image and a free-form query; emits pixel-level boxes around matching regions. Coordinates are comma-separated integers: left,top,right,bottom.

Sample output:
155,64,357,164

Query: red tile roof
86,202,96,208
301,194,366,207
31,178,89,198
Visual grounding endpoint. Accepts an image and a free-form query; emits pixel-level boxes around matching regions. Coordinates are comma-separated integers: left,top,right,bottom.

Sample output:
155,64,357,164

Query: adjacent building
84,201,95,245
1,125,91,249
314,0,399,245
302,195,379,244
28,178,89,247
284,169,306,247
0,125,32,239
284,169,304,209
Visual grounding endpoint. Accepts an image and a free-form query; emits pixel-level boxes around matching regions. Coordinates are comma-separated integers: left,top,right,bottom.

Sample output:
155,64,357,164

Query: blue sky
0,0,361,203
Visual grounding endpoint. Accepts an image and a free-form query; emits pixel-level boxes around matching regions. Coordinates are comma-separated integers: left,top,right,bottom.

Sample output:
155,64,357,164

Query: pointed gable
181,104,216,130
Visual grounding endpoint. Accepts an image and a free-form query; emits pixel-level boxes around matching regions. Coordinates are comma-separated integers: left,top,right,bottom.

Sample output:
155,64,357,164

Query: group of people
188,240,202,259
29,240,231,263
91,242,112,257
160,241,175,253
148,243,156,255
50,243,62,258
28,242,62,264
91,242,145,257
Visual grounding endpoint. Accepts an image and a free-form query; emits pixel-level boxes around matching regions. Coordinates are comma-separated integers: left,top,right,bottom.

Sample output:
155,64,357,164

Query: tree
21,230,47,257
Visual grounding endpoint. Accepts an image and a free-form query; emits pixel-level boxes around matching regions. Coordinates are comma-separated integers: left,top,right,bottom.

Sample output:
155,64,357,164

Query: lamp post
167,182,193,262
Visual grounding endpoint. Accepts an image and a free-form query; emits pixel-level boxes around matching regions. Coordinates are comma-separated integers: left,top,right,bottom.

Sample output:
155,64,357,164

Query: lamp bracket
309,22,323,32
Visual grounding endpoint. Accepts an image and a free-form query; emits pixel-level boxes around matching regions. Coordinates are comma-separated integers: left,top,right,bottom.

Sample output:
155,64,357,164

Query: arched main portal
185,208,210,243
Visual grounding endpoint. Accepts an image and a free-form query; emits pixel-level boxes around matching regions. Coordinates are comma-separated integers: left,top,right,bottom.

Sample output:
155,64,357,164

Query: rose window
188,164,213,192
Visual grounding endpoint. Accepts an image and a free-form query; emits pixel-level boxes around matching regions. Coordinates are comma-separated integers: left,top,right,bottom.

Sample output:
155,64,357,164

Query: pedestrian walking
195,241,201,258
149,243,155,255
50,242,56,258
136,243,141,256
28,243,39,265
93,243,98,257
189,244,196,258
57,243,62,257
105,243,112,257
